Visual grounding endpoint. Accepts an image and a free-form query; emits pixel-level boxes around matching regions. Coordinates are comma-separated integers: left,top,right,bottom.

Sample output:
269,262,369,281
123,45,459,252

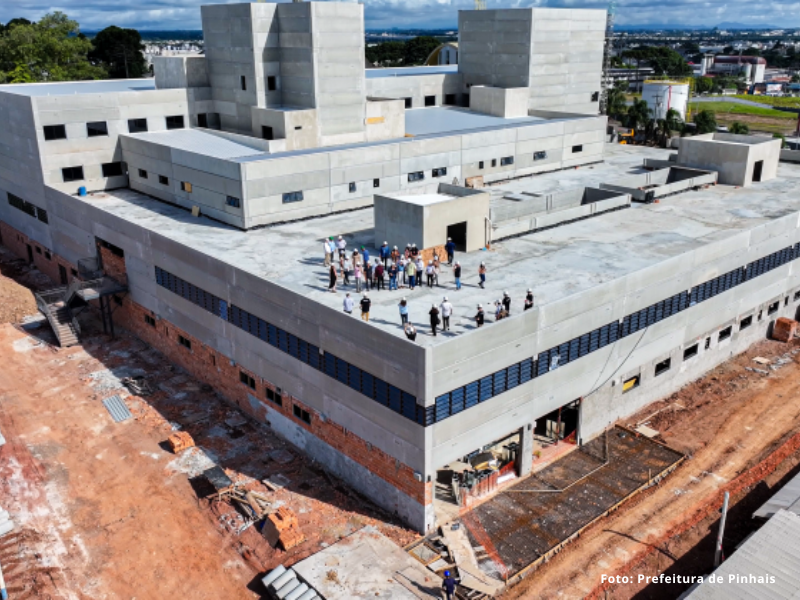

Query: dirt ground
0,249,416,599
0,246,48,323
501,338,800,600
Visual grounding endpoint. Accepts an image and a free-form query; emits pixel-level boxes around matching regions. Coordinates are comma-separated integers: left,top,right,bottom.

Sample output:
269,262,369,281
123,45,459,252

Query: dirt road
501,339,800,599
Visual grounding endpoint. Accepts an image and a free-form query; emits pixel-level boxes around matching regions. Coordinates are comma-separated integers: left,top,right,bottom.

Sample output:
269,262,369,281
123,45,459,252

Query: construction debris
753,356,771,365
772,317,798,343
635,424,660,438
263,507,306,551
121,375,153,396
102,394,132,423
166,431,195,454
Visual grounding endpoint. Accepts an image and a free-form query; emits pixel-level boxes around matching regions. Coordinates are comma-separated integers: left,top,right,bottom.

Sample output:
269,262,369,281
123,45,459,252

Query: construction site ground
0,247,416,599
500,337,800,599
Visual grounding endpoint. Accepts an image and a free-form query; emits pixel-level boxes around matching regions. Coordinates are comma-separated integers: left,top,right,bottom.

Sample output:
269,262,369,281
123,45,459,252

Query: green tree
742,47,761,57
681,41,700,55
89,25,147,78
773,132,787,148
791,74,800,83
365,41,405,66
606,80,628,120
625,98,652,131
0,12,105,83
693,109,717,134
622,46,691,77
693,76,714,94
729,121,749,135
403,36,442,66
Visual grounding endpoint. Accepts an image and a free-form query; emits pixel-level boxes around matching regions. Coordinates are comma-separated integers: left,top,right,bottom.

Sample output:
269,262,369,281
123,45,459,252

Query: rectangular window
404,97,412,109
178,335,192,350
239,371,255,389
655,358,671,376
44,251,51,260
373,178,380,188
622,374,640,393
718,325,732,341
500,156,514,166
534,151,547,161
226,195,241,208
294,126,302,131
491,159,497,167
349,182,356,193
282,191,303,203
794,291,800,302
266,387,282,406
425,95,436,107
166,115,185,130
240,75,247,91
158,175,169,185
293,404,311,424
262,125,274,140
144,314,156,327
591,91,600,102
102,162,124,178
62,166,84,182
197,113,208,128
683,343,699,360
37,208,48,224
128,118,148,133
478,161,484,170
138,168,148,179
180,181,192,193
740,315,753,330
97,238,124,257
267,76,277,91
768,301,779,315
572,145,583,153
43,125,67,141
408,171,425,182
86,121,108,137
444,93,456,105
432,167,447,178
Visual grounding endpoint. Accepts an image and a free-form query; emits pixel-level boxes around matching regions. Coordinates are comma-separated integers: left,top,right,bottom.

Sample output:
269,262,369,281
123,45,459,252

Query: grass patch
689,101,796,119
732,95,800,108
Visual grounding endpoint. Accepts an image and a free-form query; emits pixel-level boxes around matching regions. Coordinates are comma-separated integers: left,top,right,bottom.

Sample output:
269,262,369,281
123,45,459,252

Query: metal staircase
35,288,81,347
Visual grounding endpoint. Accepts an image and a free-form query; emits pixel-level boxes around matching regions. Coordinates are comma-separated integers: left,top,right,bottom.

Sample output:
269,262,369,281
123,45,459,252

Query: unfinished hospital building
0,1,796,533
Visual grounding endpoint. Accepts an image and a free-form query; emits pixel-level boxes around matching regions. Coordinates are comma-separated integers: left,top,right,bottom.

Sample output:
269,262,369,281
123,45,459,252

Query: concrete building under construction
0,1,797,533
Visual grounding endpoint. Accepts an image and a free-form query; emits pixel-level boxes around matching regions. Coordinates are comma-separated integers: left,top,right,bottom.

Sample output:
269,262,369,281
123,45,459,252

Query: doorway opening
59,264,68,285
262,125,274,140
753,160,763,183
534,399,580,444
26,244,33,264
446,221,467,252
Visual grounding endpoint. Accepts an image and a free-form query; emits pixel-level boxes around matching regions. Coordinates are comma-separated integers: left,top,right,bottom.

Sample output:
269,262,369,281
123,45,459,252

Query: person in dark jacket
475,304,485,327
379,241,390,267
453,261,462,291
360,293,371,322
502,291,511,315
445,237,456,265
442,570,459,600
524,288,534,311
374,259,385,290
404,322,417,341
429,304,440,336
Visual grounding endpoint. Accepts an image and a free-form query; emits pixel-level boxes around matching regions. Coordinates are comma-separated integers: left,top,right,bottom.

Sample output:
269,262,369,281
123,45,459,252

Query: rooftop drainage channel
460,426,685,585
599,166,718,204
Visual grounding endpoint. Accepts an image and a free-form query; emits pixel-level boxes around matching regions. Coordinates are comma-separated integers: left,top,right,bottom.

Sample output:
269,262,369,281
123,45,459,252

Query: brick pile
263,507,305,551
167,431,195,453
772,317,798,342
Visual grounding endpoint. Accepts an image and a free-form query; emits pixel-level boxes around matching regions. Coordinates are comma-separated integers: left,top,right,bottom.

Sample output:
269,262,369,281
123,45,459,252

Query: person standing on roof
426,260,435,288
380,242,391,268
399,255,407,287
494,299,503,320
342,256,352,287
453,261,462,291
433,253,441,286
445,237,456,265
360,293,371,322
398,297,409,324
391,245,400,266
475,304,485,327
337,235,346,259
364,259,373,291
524,288,534,311
502,291,511,315
411,243,419,259
415,256,425,281
361,246,370,268
374,259,385,290
388,260,398,291
442,570,459,600
342,292,354,314
353,261,363,293
478,262,487,289
324,237,334,267
406,258,417,290
328,263,338,293
440,296,453,331
429,303,440,336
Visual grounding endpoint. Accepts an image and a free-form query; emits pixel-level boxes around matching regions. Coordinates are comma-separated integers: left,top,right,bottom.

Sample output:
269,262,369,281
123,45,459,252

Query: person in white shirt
323,237,334,267
342,293,355,314
440,296,453,331
426,260,435,288
337,235,347,259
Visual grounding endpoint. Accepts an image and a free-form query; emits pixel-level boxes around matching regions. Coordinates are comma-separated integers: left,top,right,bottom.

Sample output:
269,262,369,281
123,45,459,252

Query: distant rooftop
0,78,156,97
77,145,800,347
391,193,457,206
365,65,459,78
405,106,541,136
127,129,266,160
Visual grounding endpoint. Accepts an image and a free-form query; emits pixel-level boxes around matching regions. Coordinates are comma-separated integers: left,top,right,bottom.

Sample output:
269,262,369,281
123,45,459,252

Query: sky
1,0,799,31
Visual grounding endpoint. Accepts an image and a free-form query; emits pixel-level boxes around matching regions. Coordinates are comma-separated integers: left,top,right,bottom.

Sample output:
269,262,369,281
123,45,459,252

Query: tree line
366,36,443,67
0,12,147,83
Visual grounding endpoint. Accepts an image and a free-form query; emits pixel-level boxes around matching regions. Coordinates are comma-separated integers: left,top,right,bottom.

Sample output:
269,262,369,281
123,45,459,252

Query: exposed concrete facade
676,133,781,187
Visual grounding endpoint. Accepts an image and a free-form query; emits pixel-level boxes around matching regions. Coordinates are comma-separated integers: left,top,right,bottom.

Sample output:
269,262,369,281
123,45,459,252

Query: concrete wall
365,99,405,142
677,134,781,187
365,73,463,110
469,86,529,118
154,56,209,90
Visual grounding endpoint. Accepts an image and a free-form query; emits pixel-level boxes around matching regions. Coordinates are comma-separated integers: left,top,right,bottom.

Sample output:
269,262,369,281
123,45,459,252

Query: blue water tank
78,186,87,197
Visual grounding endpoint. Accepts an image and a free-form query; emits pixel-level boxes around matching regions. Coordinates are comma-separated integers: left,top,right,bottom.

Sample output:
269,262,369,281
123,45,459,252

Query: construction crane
475,0,486,9
600,0,616,115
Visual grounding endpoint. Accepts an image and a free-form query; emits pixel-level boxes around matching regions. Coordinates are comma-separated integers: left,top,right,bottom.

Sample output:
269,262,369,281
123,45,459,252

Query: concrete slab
291,526,441,599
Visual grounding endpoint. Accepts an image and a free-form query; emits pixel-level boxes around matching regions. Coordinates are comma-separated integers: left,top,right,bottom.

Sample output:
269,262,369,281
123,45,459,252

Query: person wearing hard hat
525,288,535,311
336,235,346,259
360,293,371,322
442,570,459,600
445,237,456,265
478,262,487,289
426,260,436,288
475,304,485,327
453,261,462,291
502,290,511,315
440,296,453,331
391,245,400,265
380,241,390,267
429,303,440,336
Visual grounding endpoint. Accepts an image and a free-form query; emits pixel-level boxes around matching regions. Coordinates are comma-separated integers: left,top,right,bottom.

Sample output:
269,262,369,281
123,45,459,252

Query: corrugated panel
754,471,800,519
102,395,132,423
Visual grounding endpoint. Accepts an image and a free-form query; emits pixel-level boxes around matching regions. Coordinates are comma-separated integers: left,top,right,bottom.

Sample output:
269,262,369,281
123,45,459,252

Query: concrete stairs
50,306,80,347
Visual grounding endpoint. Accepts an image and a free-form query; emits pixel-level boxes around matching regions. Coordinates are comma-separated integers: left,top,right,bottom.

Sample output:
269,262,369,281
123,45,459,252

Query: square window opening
86,121,108,137
349,182,356,193
102,162,124,178
197,113,208,128
655,357,671,376
768,301,779,315
408,171,425,182
62,166,84,183
478,161,484,170
128,118,148,133
239,371,255,389
294,126,302,130
683,344,699,360
444,93,456,105
144,314,156,327
572,145,583,153
424,95,436,107
166,115,184,130
373,178,380,188
262,125,274,140
491,159,497,167
404,97,412,109
500,156,514,166
293,404,311,424
158,175,169,186
180,181,192,193
266,388,282,406
267,76,277,91
43,125,67,141
178,335,192,350
534,151,547,161
226,195,241,208
719,325,732,341
282,191,303,203
138,168,148,179
740,315,753,330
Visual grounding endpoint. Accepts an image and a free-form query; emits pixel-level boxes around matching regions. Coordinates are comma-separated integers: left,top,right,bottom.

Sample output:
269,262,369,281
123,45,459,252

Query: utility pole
714,491,730,567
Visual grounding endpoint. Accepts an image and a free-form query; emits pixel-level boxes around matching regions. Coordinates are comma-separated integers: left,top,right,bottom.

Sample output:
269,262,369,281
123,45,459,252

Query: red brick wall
0,221,74,285
1,219,430,509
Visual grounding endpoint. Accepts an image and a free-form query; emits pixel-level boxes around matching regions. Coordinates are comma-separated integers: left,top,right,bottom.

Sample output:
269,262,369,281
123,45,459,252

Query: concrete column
517,422,533,477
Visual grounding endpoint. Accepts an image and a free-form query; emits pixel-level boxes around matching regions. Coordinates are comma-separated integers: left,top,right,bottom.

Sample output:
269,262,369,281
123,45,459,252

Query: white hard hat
455,261,460,265
503,290,509,296
384,241,388,244
338,235,343,239
480,261,485,266
402,297,407,301
528,288,533,293
447,237,452,241
432,303,437,308
428,260,433,264
393,245,398,249
443,296,448,301
477,304,483,308
364,292,369,297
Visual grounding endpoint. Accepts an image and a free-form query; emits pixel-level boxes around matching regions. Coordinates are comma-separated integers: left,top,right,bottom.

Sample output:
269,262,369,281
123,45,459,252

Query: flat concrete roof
127,129,266,160
78,144,800,348
392,193,457,206
405,106,541,136
365,65,458,78
0,78,157,97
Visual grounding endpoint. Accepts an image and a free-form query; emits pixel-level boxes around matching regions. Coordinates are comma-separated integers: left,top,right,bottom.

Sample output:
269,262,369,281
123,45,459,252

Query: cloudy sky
1,0,797,31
